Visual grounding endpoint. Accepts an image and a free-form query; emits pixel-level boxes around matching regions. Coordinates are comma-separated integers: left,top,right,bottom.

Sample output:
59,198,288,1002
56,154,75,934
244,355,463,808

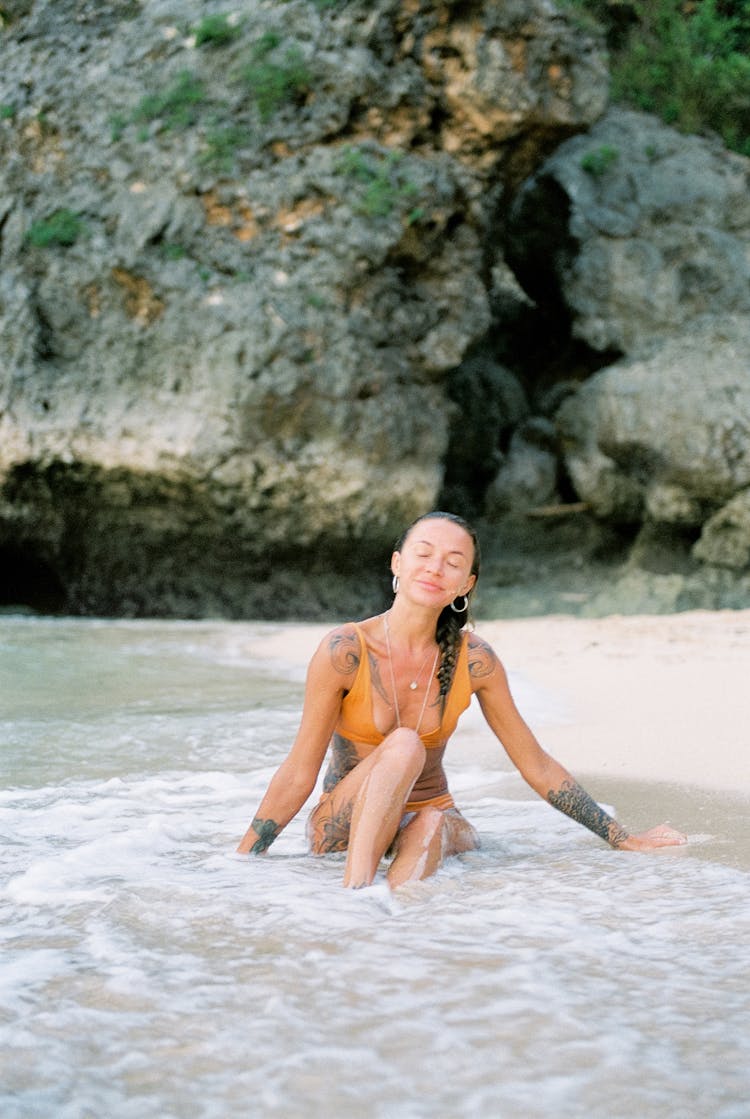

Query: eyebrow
414,538,468,556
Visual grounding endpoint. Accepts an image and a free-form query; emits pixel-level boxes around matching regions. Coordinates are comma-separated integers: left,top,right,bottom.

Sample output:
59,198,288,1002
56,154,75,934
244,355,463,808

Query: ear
462,573,477,595
390,549,401,577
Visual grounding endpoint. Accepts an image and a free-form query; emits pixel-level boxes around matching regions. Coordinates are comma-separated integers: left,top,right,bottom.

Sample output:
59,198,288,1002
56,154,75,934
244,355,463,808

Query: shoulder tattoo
467,635,498,679
328,629,360,675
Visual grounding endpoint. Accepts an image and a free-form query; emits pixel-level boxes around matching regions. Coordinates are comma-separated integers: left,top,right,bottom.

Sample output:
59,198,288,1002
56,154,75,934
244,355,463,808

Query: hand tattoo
250,816,281,853
547,779,630,847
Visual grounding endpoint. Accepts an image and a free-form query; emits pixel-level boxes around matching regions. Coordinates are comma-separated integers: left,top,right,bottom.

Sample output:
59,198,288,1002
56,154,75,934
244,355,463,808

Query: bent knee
380,727,425,770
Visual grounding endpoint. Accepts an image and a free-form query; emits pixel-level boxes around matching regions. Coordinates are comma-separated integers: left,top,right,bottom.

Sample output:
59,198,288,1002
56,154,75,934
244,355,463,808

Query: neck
385,601,439,651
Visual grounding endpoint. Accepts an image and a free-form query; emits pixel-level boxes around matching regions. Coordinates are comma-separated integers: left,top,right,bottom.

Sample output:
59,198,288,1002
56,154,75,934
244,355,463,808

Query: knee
380,727,425,776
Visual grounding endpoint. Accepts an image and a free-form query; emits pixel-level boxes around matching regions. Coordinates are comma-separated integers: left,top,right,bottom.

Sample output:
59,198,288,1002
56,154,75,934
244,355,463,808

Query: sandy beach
247,609,750,798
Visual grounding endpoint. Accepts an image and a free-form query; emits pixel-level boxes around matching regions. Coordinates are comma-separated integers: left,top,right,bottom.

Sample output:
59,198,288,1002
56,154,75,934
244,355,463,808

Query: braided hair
394,511,481,700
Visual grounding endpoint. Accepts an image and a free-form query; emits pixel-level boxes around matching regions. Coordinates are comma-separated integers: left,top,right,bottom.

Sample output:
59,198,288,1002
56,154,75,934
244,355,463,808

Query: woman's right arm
236,627,357,854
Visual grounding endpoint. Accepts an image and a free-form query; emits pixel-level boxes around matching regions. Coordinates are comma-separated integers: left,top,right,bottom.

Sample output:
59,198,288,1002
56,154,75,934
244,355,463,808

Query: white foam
1,617,748,1119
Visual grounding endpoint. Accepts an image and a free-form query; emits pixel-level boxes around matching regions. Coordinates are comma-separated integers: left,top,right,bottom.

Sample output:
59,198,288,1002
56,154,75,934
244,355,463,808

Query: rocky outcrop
557,316,750,530
507,107,750,355
0,0,608,615
1,4,749,618
504,108,750,604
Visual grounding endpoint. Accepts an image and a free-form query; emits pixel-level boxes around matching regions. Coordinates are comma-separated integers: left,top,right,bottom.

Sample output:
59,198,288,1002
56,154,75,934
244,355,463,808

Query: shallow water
1,617,748,1119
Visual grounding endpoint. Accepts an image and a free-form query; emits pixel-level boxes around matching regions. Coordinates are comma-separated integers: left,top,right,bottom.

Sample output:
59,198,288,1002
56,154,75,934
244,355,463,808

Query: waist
403,791,455,813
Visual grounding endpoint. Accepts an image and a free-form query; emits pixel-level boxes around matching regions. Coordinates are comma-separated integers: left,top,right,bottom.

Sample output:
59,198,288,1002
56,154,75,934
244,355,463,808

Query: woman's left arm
469,636,687,851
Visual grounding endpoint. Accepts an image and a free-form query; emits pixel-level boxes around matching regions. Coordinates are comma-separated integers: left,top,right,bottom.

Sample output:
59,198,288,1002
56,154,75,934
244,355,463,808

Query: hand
617,824,687,851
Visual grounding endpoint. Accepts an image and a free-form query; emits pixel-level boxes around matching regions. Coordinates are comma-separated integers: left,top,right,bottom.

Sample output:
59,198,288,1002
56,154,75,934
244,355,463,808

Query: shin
343,729,425,888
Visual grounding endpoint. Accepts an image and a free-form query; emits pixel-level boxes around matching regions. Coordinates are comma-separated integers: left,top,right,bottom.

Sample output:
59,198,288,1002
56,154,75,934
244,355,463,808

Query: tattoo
250,816,281,853
467,636,497,679
329,629,360,675
321,802,353,852
323,734,361,791
547,779,630,848
369,650,392,707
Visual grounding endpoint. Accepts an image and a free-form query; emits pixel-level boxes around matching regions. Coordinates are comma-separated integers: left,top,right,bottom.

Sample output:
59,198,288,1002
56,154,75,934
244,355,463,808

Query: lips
415,579,443,593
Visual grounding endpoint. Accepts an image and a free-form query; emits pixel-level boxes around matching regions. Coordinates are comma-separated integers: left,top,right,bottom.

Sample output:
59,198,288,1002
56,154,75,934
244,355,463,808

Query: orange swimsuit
334,624,473,812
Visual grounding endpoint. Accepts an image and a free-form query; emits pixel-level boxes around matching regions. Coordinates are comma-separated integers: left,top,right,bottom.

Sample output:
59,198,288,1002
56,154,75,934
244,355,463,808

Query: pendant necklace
382,614,440,734
408,647,435,690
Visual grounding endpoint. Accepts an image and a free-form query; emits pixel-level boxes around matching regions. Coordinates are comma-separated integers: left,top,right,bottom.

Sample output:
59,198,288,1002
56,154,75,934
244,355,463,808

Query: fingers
638,824,688,848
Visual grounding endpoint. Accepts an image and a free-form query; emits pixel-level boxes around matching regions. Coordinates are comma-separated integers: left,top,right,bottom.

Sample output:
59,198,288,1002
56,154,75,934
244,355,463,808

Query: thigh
441,808,480,856
306,748,380,854
307,790,353,853
390,807,479,859
307,730,425,856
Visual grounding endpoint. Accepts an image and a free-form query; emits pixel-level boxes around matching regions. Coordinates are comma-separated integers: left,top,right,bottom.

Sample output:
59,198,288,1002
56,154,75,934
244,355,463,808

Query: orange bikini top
335,624,472,749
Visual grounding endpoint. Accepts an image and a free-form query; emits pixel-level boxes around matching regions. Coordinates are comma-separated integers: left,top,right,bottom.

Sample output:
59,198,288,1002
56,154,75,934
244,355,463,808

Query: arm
236,626,358,854
469,636,686,851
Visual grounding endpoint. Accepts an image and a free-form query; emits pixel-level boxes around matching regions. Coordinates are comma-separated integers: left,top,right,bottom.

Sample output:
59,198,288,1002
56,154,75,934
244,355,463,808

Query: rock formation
507,108,750,611
0,0,609,615
1,2,748,616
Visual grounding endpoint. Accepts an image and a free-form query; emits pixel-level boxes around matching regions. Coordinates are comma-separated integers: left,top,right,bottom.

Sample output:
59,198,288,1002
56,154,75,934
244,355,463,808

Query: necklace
408,647,435,690
382,614,440,733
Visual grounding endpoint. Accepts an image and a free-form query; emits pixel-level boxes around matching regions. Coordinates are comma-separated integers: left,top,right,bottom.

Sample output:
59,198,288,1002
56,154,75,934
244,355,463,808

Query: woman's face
392,517,476,610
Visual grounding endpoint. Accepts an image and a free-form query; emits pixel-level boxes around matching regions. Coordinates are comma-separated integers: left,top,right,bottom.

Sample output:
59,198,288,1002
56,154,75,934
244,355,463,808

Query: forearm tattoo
547,779,630,848
250,816,282,853
468,636,497,679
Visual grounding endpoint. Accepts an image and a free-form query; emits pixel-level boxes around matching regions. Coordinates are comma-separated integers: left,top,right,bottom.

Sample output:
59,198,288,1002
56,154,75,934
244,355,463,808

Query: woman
237,511,686,887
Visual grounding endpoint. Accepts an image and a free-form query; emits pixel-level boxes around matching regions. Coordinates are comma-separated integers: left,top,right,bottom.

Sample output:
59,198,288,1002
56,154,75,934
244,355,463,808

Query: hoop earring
450,594,469,614
392,574,399,595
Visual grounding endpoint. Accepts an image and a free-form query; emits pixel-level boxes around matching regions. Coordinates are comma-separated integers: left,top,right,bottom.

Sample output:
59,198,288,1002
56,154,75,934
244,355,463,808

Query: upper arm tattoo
468,636,498,679
547,778,630,848
328,629,360,675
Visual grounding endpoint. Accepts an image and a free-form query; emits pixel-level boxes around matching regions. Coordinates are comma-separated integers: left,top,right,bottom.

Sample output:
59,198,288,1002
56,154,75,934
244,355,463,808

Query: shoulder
316,623,363,677
466,630,502,683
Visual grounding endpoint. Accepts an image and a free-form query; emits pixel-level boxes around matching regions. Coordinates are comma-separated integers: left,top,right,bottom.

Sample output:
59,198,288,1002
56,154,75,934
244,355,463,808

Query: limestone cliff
1,1,748,617
0,0,607,615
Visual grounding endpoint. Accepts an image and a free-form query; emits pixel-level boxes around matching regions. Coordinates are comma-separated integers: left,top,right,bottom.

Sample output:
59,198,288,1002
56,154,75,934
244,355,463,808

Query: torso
323,620,473,803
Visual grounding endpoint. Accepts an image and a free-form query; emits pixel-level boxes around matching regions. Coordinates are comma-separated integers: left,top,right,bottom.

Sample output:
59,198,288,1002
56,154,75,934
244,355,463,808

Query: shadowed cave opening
0,546,67,614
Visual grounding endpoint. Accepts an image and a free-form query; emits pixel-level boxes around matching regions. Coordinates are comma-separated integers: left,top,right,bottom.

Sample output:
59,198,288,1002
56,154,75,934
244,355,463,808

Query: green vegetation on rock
26,209,85,247
115,28,311,156
193,13,241,47
580,143,619,176
134,69,206,132
240,32,311,121
336,146,421,219
200,123,249,170
561,0,750,156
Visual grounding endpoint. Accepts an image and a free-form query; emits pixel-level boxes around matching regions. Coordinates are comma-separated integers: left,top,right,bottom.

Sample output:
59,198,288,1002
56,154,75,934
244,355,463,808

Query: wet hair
394,510,481,699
